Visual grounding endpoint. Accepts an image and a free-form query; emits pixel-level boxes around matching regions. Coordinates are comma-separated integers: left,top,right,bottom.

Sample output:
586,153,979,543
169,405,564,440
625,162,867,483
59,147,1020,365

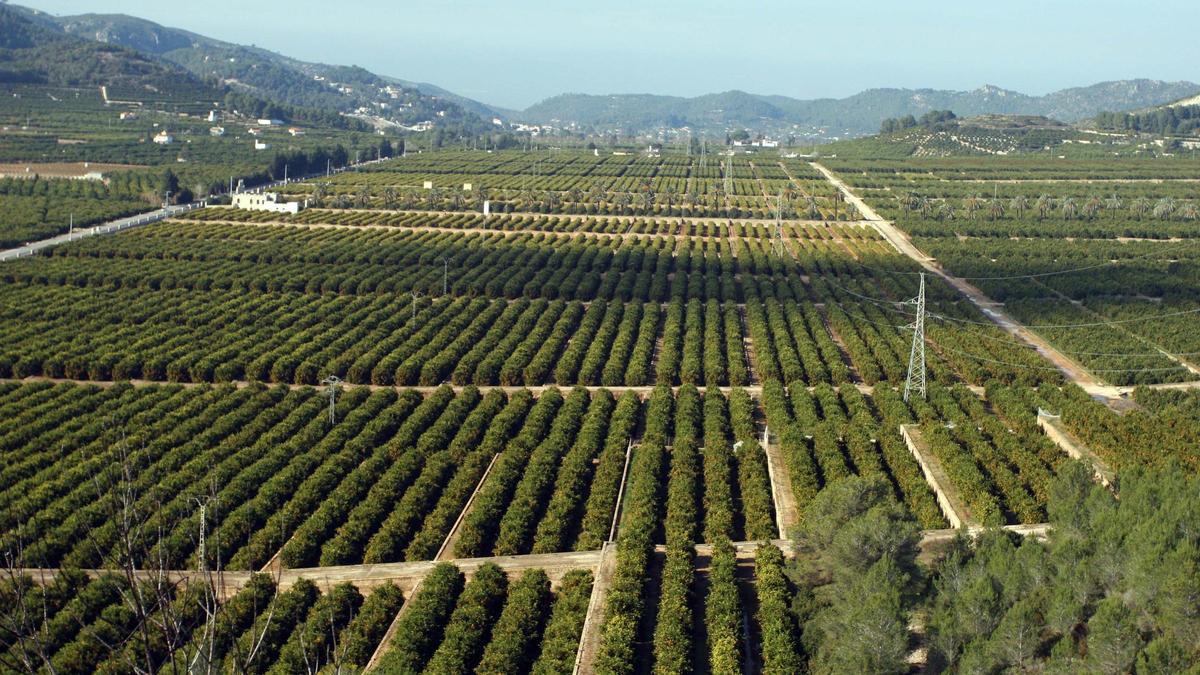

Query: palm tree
806,196,820,220
1009,194,1029,219
1179,201,1199,220
988,199,1005,222
1060,197,1077,220
383,186,398,208
1035,195,1053,220
1083,196,1102,220
937,202,956,221
356,185,371,208
1131,197,1151,220
1153,197,1176,219
1104,194,1122,220
519,187,535,208
963,194,982,221
918,196,933,219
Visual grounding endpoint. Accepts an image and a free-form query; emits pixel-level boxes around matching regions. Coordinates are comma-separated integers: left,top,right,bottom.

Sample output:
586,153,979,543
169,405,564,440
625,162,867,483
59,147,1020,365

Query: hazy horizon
15,0,1200,110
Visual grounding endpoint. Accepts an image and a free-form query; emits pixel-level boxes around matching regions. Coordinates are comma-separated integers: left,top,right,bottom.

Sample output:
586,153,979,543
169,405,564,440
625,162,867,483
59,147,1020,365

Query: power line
924,312,1200,357
934,342,1190,374
928,305,1200,329
819,274,1200,332
823,234,1200,282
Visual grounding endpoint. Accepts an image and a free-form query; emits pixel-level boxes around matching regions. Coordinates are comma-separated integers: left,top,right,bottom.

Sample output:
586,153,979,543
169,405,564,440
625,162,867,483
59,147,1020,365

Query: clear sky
15,0,1200,110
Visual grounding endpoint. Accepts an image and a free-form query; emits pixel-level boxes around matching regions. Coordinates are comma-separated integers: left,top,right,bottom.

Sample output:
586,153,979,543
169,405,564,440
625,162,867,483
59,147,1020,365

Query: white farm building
231,192,305,214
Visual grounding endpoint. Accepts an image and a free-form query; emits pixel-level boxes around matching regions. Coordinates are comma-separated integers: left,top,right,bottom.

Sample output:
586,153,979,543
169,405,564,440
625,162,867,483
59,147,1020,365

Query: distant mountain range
520,81,1200,138
4,4,1197,140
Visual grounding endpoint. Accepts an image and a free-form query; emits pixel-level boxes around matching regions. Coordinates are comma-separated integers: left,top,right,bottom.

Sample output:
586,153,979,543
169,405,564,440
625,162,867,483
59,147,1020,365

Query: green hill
0,6,203,97
23,8,496,131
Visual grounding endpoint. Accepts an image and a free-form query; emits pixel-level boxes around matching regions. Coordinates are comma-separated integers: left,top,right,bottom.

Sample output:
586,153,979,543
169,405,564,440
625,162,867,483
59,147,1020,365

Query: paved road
0,203,200,262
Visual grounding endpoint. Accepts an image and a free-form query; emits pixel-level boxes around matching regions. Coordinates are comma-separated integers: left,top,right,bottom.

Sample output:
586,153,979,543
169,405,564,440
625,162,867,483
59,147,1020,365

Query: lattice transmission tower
773,191,785,257
903,272,927,402
724,154,734,198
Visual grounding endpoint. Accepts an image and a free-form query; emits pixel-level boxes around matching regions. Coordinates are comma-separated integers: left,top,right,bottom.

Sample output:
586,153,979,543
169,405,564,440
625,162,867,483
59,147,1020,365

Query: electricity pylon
321,375,342,424
773,191,786,257
724,155,734,197
903,273,927,402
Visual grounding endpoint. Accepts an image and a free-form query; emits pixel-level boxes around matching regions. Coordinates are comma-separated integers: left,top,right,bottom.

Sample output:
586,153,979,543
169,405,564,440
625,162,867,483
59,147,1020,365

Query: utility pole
321,375,342,425
411,290,422,320
903,273,927,402
440,256,448,296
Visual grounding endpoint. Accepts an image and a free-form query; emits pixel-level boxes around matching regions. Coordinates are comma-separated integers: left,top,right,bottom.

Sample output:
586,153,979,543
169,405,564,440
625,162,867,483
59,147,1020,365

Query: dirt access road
810,162,1114,395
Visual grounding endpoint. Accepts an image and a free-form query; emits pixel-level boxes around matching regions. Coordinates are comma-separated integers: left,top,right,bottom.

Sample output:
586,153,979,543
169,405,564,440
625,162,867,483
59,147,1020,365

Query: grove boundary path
1036,411,1116,487
899,424,978,529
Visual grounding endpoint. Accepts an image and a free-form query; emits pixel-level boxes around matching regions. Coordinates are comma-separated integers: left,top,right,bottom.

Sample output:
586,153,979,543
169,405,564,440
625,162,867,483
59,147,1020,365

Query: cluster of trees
372,562,591,674
0,549,405,673
1036,384,1200,472
529,391,622,554
880,110,957,134
274,387,456,568
400,391,534,561
926,462,1200,672
792,475,923,674
222,90,371,132
759,380,951,529
596,385,673,673
221,389,411,571
1095,104,1200,136
452,388,578,558
653,385,702,671
896,191,1200,223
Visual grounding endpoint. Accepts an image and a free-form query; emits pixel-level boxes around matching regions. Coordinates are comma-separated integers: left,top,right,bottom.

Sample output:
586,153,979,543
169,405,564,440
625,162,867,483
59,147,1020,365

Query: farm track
18,529,1047,598
173,216,875,241
203,205,873,228
1,375,940,397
